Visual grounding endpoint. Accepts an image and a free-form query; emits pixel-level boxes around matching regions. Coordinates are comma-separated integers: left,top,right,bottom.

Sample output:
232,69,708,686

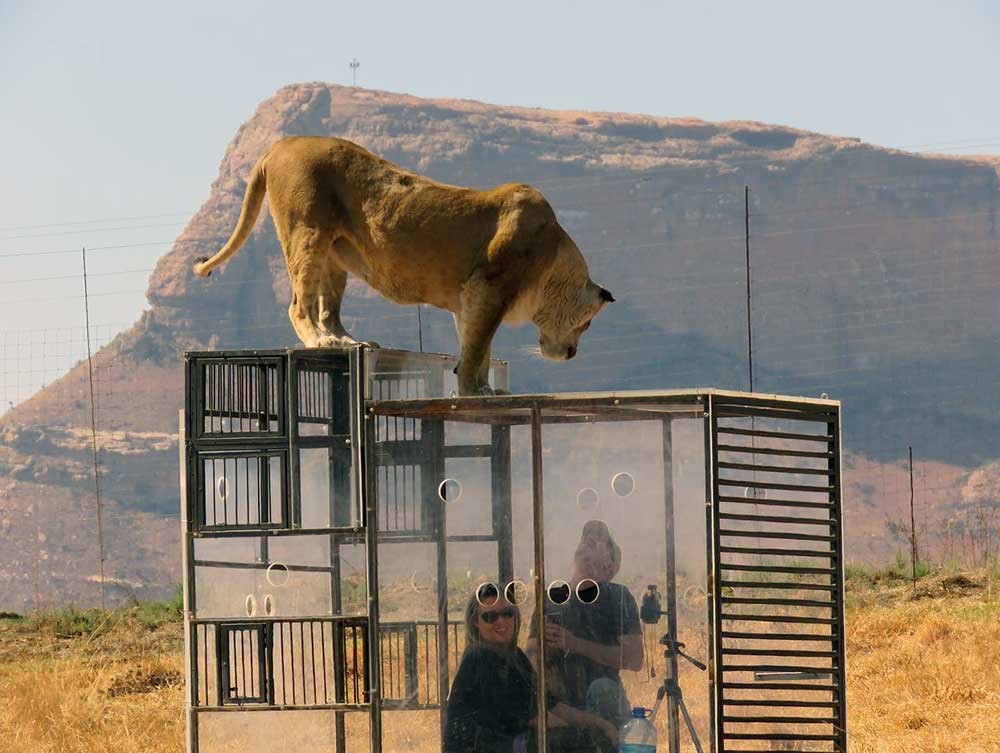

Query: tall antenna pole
349,58,360,87
82,247,107,610
744,185,754,393
909,446,918,587
416,305,424,352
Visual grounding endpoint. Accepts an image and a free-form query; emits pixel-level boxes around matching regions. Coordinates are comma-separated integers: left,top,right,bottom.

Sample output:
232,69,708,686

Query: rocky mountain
2,83,999,610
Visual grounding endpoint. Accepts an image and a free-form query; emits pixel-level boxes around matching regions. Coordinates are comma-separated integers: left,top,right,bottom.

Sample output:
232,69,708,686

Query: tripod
648,633,706,753
642,585,707,753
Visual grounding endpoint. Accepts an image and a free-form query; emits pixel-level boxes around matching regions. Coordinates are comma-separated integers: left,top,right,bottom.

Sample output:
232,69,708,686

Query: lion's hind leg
287,232,374,349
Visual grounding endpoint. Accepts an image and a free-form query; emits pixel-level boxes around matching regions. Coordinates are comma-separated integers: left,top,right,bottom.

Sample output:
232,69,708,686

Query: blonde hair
462,585,521,655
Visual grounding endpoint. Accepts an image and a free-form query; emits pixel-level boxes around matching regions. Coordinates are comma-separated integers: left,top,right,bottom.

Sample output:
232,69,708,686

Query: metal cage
182,347,847,753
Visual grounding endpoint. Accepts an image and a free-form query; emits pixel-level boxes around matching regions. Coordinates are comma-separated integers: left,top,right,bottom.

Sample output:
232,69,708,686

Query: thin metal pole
530,407,549,753
744,186,754,394
416,306,424,353
909,446,918,586
661,418,680,753
82,247,107,610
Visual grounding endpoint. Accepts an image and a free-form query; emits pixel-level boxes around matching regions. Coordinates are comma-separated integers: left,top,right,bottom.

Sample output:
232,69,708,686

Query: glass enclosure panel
193,536,367,619
198,709,370,753
375,418,539,753
539,409,709,753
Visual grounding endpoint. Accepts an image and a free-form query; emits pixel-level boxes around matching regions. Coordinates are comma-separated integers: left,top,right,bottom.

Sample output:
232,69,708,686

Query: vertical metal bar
320,620,329,703
406,625,418,705
202,627,209,706
266,622,275,705
530,406,549,753
830,412,848,753
215,626,225,706
237,360,244,432
300,621,308,704
236,629,245,701
289,355,302,529
492,424,514,585
661,418,681,753
179,409,199,753
280,622,288,705
329,363,348,753
355,347,382,753
307,621,316,703
704,396,721,753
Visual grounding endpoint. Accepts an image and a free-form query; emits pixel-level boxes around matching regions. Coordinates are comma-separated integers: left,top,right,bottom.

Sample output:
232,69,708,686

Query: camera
640,584,662,625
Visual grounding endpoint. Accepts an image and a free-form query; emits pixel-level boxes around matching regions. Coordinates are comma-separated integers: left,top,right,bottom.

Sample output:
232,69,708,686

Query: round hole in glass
438,478,463,504
266,562,290,588
576,578,600,605
504,580,529,606
476,582,500,606
547,580,571,605
611,472,635,498
576,487,599,511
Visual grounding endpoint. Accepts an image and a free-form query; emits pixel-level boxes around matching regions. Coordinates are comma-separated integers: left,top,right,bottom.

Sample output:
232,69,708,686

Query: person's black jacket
445,645,544,753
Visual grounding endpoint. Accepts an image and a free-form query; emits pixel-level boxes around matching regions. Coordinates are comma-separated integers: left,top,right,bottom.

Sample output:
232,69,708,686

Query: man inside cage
527,520,643,729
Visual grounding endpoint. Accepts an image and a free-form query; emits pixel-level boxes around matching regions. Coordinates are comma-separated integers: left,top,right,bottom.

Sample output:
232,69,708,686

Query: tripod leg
676,695,704,753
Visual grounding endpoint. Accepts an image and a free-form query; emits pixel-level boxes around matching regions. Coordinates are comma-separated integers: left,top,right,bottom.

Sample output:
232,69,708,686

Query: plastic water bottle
620,707,656,753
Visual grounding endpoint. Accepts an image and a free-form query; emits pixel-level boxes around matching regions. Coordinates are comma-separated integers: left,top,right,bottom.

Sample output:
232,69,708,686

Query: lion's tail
192,153,268,278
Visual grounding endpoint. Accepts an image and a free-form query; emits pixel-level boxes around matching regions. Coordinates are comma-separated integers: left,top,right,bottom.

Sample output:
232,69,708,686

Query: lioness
193,136,613,395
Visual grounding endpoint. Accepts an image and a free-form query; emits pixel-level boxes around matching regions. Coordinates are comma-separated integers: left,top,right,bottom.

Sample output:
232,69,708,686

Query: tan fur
193,137,613,395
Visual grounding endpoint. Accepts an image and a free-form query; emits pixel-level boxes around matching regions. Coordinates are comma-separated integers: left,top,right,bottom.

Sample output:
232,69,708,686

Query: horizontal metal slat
716,405,836,421
721,563,835,575
720,581,836,591
722,681,837,692
722,749,840,753
722,733,839,742
723,699,838,708
717,444,832,459
723,715,838,725
722,648,837,658
722,596,834,608
719,512,834,526
721,631,834,642
719,545,834,558
716,426,833,443
721,613,837,625
719,461,832,476
718,496,834,510
719,529,835,542
719,479,833,493
722,664,836,674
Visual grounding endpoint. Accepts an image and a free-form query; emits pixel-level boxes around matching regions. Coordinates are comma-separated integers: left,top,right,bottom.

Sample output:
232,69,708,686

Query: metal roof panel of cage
366,388,840,425
185,346,507,365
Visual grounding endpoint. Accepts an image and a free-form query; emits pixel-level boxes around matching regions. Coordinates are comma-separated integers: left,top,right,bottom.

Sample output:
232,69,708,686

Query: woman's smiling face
477,595,518,647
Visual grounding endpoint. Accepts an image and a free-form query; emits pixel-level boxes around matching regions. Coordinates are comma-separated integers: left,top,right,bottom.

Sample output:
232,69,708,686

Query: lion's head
533,239,614,361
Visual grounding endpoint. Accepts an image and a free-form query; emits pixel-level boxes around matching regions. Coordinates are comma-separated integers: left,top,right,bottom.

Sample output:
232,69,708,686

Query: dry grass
1,571,998,752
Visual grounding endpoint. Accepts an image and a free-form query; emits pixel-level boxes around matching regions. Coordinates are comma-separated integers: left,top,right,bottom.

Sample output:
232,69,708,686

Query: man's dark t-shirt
530,582,641,709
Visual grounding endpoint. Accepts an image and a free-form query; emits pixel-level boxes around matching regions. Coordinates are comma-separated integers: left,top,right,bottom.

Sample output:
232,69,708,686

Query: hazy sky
1,0,998,406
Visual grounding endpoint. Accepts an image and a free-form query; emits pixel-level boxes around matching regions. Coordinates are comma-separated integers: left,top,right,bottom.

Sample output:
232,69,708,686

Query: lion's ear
599,287,615,303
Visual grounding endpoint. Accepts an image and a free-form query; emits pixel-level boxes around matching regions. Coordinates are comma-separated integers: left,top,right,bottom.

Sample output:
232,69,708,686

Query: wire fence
2,152,999,610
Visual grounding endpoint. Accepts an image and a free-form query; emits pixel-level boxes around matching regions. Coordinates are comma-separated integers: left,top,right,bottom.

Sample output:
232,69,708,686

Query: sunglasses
480,608,516,624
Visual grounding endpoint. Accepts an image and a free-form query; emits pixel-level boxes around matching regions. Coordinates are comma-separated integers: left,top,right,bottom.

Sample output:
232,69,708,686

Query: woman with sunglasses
445,585,617,753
